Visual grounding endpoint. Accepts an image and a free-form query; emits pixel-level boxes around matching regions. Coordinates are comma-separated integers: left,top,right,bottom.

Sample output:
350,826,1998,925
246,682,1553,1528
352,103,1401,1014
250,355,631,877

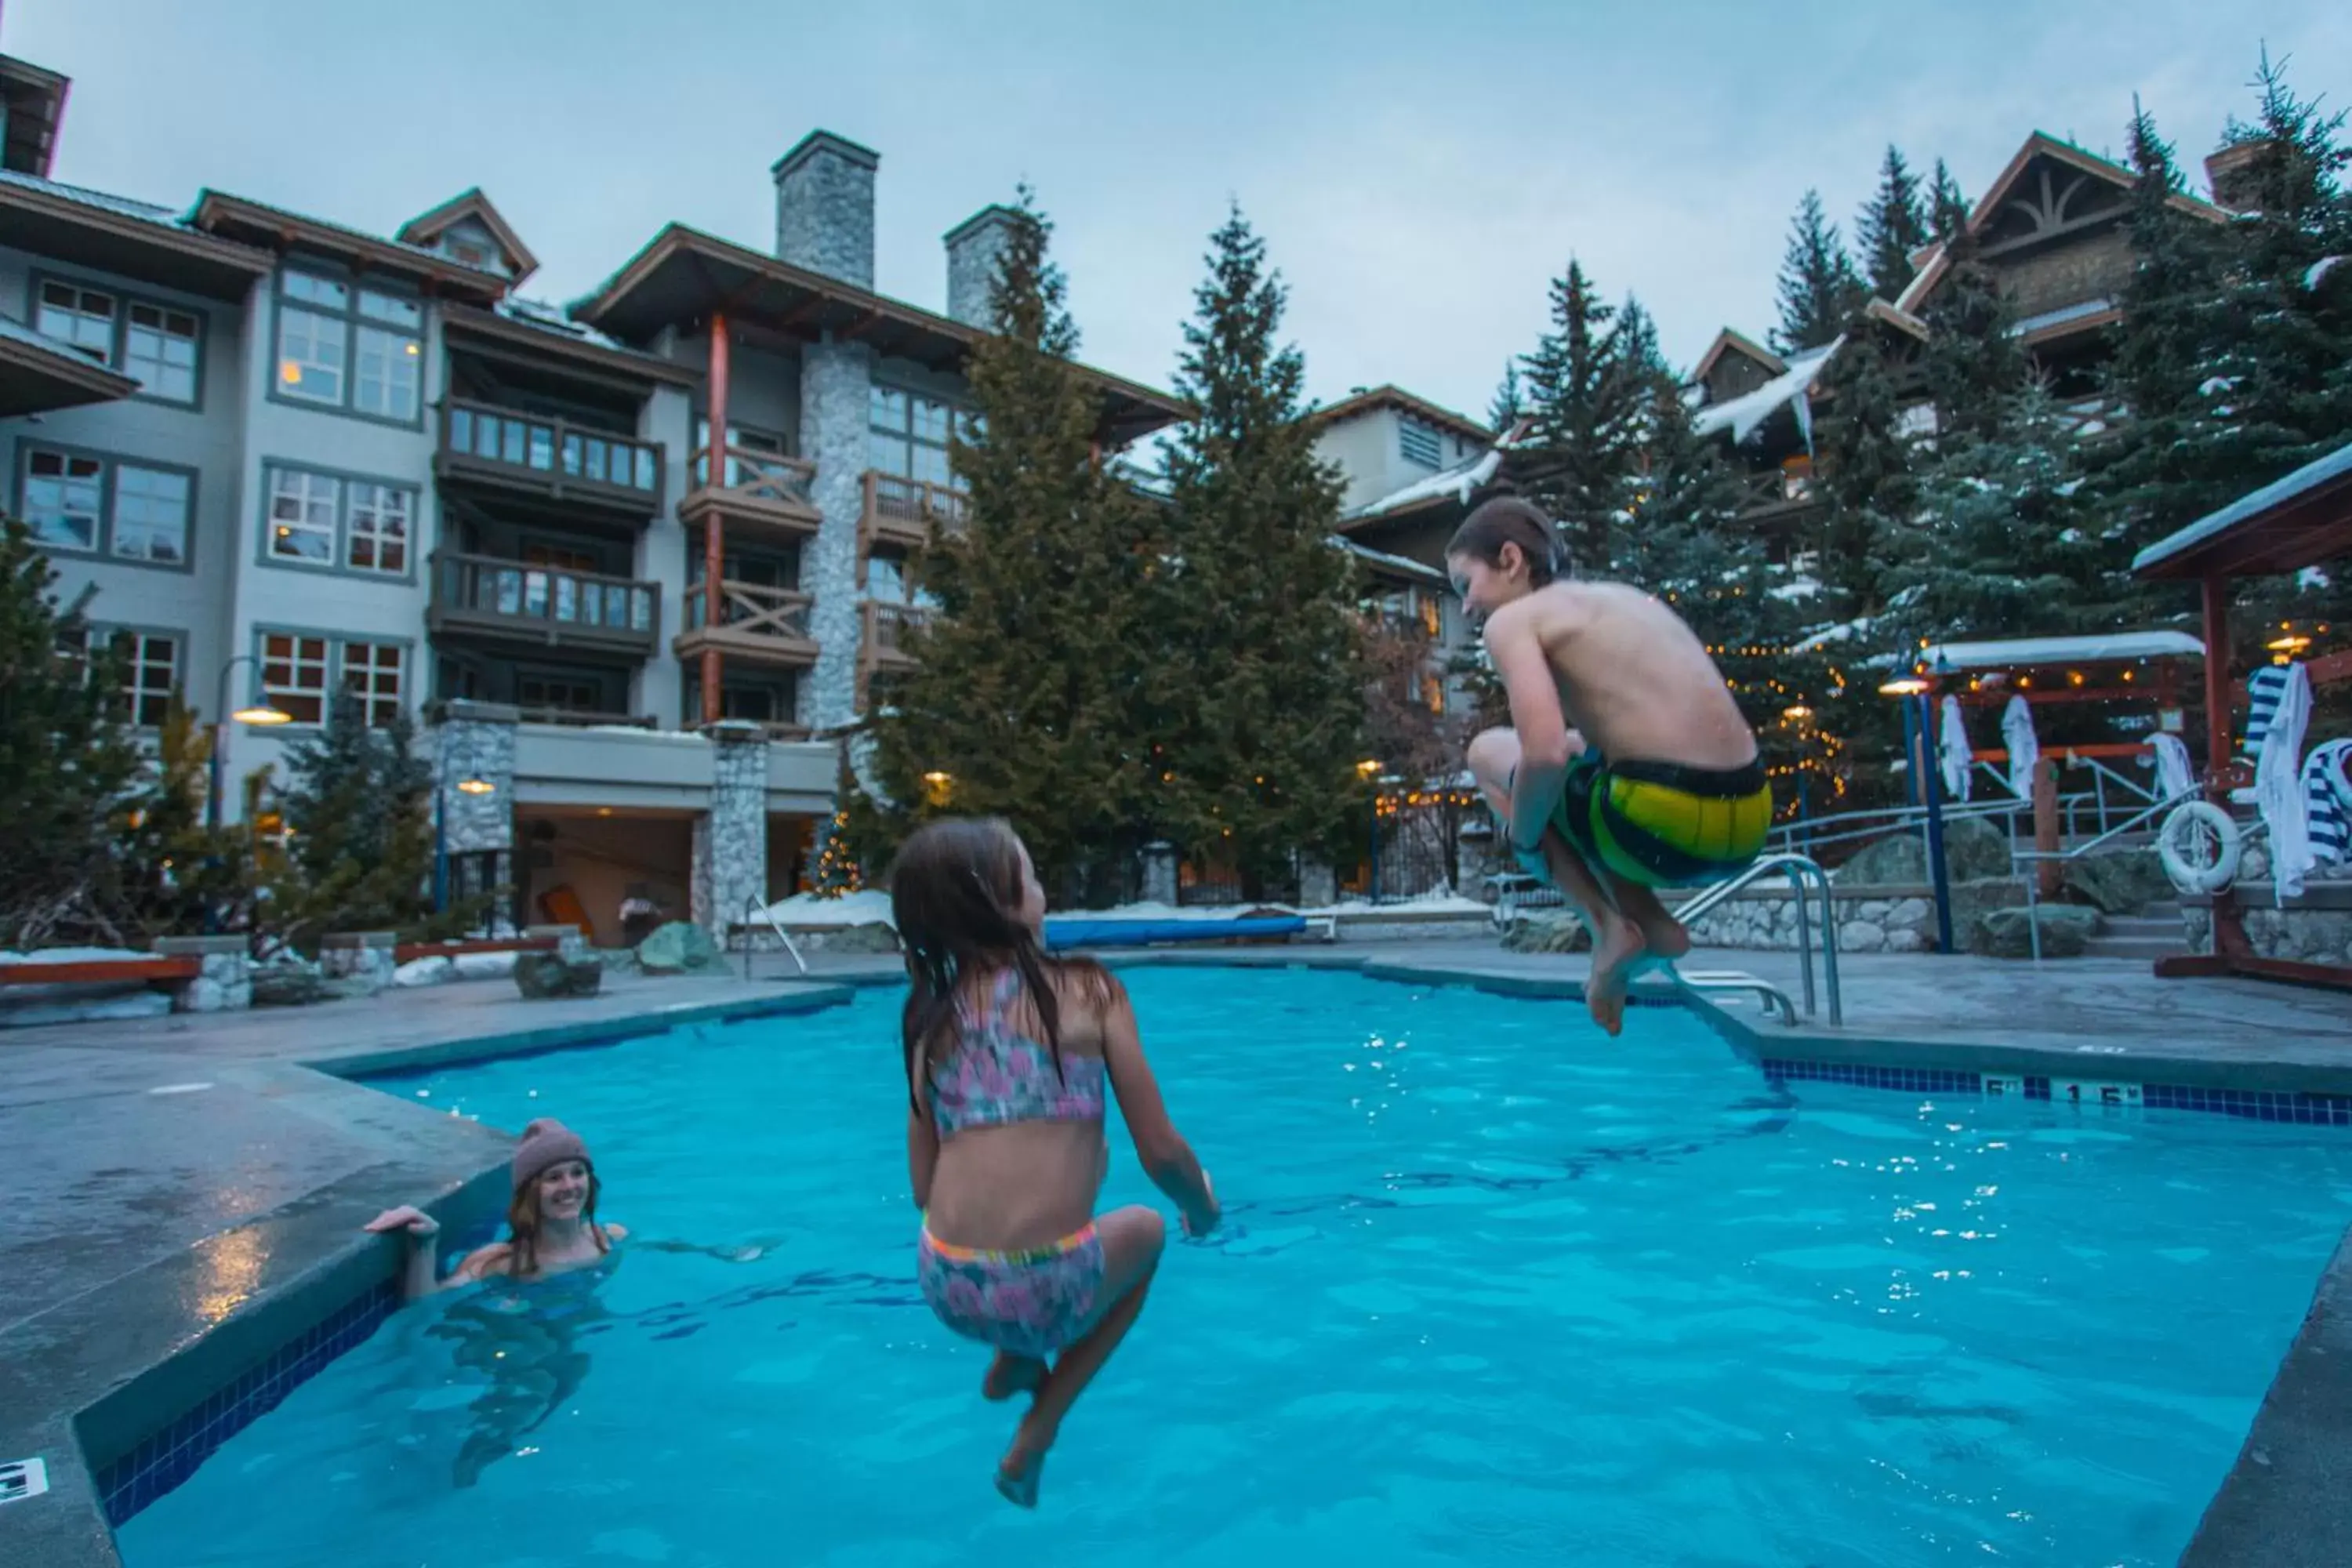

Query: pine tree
1156,204,1367,898
116,690,258,937
0,516,148,946
1516,262,1645,567
1487,361,1523,432
1929,158,1971,242
1773,190,1867,352
1918,225,2029,442
264,689,455,951
1858,146,1930,300
802,807,862,895
862,190,1163,902
1812,330,1918,612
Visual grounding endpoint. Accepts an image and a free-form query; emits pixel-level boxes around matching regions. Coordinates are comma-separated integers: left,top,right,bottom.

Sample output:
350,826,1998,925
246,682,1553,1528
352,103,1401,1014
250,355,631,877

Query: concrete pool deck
3,941,2348,1565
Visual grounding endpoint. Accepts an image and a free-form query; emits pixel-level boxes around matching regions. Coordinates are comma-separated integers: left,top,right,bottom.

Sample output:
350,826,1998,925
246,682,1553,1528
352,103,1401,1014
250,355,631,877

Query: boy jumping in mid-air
1446,494,1769,1036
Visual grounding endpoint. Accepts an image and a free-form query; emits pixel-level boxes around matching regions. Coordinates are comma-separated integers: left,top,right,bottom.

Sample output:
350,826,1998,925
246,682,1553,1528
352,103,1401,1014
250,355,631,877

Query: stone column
434,700,518,852
153,935,251,1012
1141,842,1179,906
798,337,874,731
693,720,771,938
1298,860,1338,909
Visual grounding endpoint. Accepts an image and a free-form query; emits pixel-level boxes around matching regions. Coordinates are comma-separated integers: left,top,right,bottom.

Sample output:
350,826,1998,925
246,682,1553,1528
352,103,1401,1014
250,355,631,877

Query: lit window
261,633,331,724
275,270,423,420
1421,673,1446,714
278,306,345,403
110,465,191,564
122,303,201,403
339,640,404,726
35,281,115,363
346,483,411,574
353,325,420,419
21,449,104,552
269,469,339,563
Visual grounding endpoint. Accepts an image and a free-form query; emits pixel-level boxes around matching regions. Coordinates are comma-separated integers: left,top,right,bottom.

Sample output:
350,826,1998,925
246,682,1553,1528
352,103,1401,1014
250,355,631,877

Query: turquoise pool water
118,969,2352,1567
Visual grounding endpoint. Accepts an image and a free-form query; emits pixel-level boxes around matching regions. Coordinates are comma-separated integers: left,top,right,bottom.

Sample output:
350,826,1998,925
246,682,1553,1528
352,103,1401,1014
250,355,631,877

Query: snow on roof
493,296,668,361
1915,631,2205,671
2133,438,2352,575
2009,297,2114,337
1691,339,1841,442
1345,419,1533,522
1335,537,1446,585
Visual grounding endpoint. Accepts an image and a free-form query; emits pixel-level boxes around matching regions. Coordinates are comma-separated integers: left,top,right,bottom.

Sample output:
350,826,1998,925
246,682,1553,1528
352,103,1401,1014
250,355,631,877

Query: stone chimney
772,130,879,289
944,205,1023,328
2205,140,2269,213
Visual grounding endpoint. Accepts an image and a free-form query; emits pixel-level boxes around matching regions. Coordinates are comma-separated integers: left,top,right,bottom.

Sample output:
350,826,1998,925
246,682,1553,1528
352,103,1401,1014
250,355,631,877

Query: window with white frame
274,269,422,420
868,385,962,489
260,632,332,724
19,447,191,564
122,303,201,402
34,280,116,363
258,633,403,727
1398,418,1443,469
264,465,417,575
20,448,103,551
56,627,182,728
345,482,412,575
340,639,405,726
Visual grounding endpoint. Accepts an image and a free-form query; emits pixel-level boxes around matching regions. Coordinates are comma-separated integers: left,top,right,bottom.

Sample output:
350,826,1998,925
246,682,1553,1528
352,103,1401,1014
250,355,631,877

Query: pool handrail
1675,852,1842,1026
739,895,812,980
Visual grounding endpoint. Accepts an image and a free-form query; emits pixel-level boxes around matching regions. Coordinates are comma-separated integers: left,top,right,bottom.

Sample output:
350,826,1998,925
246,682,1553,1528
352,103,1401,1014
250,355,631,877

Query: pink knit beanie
512,1118,590,1193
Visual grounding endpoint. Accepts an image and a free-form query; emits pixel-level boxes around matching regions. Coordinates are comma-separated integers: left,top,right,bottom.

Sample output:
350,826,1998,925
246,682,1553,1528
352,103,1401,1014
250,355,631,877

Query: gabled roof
190,190,510,302
1309,384,1494,445
0,314,140,416
397,187,540,283
2135,439,2352,581
1342,418,1534,527
0,55,70,179
1896,132,2230,318
0,169,271,299
1692,340,1841,443
1690,328,1786,386
571,223,1189,447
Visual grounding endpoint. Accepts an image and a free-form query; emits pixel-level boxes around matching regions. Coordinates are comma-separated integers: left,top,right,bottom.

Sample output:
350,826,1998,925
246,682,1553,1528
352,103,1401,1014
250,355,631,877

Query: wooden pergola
2132,439,2352,991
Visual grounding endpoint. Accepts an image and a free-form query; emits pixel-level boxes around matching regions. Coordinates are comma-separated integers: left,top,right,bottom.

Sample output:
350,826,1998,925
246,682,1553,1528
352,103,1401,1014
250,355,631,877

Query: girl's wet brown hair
505,1163,605,1279
888,817,1110,1109
1446,490,1566,586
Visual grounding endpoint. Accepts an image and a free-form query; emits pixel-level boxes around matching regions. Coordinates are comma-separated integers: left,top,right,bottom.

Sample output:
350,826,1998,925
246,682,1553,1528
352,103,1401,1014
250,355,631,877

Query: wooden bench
0,956,199,987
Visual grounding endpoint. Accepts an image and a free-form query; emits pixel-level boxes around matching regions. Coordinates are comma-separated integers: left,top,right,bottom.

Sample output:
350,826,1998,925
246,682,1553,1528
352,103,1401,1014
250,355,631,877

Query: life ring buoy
2158,800,2241,895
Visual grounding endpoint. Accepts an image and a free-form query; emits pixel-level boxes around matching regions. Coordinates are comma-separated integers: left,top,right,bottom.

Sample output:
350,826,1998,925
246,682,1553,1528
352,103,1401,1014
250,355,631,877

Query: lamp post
1879,668,1954,954
434,775,497,913
206,655,292,829
1356,759,1382,902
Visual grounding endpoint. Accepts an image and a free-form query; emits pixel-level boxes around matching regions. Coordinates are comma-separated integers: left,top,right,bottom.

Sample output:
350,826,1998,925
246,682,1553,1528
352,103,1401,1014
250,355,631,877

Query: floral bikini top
925,967,1106,1138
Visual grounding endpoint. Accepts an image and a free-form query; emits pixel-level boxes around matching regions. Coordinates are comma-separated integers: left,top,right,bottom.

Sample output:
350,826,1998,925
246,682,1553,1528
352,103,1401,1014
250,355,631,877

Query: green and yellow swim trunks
1551,752,1773,888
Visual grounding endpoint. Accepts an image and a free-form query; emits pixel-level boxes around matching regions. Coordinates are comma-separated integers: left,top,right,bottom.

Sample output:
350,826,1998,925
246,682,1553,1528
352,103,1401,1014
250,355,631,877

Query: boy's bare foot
982,1352,1047,1403
996,1415,1056,1508
1636,915,1692,961
1585,917,1649,1036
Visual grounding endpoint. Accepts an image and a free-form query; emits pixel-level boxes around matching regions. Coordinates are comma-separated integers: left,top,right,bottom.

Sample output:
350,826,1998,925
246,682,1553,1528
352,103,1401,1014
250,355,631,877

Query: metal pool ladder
739,894,811,982
1669,853,1842,1027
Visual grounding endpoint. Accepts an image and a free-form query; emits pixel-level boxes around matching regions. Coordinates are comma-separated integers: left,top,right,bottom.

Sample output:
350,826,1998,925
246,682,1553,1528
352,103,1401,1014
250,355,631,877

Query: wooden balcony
426,550,660,657
681,444,822,544
861,599,933,675
673,579,818,669
859,470,969,553
1733,466,1821,522
436,399,663,518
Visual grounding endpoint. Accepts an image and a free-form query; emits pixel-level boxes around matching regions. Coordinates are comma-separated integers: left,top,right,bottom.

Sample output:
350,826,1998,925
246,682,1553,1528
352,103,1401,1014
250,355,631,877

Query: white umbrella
1938,695,1973,803
2152,733,2195,800
2259,662,2315,902
2002,695,2038,800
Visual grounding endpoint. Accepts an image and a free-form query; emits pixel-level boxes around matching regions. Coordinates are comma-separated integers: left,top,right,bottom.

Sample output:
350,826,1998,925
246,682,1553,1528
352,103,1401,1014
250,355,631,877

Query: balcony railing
861,470,969,550
1734,466,1819,518
676,579,818,666
437,399,662,510
862,599,934,668
428,550,659,655
682,444,822,539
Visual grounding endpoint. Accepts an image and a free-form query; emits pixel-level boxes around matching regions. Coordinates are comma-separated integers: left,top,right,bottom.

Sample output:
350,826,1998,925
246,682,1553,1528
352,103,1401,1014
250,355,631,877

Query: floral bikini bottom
916,1222,1106,1361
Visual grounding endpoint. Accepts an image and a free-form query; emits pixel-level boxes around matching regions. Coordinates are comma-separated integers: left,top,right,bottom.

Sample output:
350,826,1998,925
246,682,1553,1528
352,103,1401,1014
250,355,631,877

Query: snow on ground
0,946,154,964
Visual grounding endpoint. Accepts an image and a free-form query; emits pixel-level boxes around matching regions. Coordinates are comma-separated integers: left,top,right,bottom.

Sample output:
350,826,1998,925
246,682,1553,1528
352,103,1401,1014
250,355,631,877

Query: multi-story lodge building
2,49,1181,942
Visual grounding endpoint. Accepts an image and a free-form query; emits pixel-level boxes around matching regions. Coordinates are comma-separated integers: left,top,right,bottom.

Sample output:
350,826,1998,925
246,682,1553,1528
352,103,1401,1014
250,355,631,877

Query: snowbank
0,946,154,965
757,887,1494,928
762,889,895,927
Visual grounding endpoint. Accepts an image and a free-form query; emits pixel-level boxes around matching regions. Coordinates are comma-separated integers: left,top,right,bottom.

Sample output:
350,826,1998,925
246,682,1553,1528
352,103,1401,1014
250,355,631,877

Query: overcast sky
10,0,2347,425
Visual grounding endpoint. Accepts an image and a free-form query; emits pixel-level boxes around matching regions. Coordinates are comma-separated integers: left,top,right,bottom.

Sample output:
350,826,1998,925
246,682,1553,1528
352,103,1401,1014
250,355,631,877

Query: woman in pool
894,816,1220,1508
365,1118,625,1295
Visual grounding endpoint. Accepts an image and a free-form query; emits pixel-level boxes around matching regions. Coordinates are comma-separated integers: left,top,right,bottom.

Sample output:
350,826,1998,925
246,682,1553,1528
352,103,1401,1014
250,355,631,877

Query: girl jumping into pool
892,816,1220,1508
1447,492,1770,1036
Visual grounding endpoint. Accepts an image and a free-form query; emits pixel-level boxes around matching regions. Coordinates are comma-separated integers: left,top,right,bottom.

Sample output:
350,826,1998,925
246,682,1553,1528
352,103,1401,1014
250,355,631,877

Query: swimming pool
116,967,2352,1567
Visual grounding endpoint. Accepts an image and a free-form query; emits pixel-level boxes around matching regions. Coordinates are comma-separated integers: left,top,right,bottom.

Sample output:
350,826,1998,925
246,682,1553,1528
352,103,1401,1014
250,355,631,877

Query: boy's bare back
1505,580,1757,769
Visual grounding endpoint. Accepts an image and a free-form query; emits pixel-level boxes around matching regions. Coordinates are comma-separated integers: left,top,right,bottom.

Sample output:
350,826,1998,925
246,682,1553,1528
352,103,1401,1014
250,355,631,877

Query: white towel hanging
2152,732,2196,800
1938,695,1973,803
2002,695,2038,801
2257,662,2314,901
2303,739,2352,871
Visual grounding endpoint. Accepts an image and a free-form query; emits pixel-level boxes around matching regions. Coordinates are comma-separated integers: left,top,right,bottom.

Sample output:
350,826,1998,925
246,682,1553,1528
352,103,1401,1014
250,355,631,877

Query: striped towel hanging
2307,739,2352,869
2242,664,2292,760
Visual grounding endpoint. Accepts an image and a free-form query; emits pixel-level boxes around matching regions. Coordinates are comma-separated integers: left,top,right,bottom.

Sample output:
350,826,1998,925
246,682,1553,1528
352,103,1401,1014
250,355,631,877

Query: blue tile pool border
93,1279,398,1526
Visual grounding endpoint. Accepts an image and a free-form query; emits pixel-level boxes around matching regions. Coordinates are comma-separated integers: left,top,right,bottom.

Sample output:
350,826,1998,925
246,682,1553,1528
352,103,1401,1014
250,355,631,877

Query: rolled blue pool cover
1043,916,1305,950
